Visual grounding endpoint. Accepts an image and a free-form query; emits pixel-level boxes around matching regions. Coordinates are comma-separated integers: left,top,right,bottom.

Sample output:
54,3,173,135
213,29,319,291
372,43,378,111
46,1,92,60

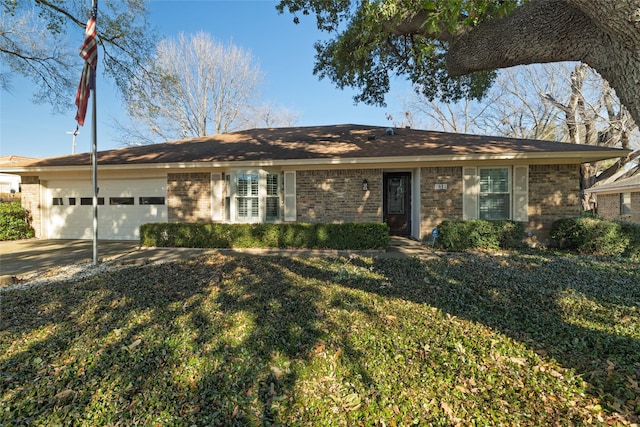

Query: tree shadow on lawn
0,254,343,426
322,252,640,421
2,251,639,424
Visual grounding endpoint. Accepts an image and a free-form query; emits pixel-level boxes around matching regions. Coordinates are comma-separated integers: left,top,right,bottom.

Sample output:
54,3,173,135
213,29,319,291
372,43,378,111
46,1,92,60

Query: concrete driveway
1,240,142,277
0,236,435,280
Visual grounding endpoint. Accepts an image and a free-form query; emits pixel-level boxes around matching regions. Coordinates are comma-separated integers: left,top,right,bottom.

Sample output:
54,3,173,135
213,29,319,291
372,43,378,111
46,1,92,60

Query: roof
5,124,629,171
586,170,640,194
0,155,37,166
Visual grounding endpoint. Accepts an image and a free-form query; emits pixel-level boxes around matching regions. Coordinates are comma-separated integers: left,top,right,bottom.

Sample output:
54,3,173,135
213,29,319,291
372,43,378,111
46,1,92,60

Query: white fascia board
6,149,627,174
586,184,640,194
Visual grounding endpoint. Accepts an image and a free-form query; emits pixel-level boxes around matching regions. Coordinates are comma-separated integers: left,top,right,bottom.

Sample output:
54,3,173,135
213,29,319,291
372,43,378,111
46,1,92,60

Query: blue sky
1,1,410,159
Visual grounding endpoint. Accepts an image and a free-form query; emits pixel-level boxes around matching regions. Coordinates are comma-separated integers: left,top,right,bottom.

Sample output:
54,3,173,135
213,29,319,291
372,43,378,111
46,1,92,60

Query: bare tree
122,32,263,144
541,63,639,210
405,62,639,210
239,102,300,129
404,64,574,140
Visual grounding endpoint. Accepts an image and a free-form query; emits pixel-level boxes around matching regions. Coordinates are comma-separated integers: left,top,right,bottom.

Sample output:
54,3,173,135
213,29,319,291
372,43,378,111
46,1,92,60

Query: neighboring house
0,156,35,194
4,124,628,242
586,170,640,223
0,173,20,194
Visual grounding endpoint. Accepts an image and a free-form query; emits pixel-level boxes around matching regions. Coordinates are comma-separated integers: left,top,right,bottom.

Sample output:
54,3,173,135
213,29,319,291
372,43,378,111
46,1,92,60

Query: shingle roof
586,169,640,193
15,124,630,168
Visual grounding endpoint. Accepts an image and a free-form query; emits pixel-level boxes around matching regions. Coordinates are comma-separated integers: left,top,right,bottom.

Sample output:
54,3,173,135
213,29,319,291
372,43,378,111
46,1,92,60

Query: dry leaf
509,357,527,366
606,360,615,376
441,401,453,417
55,389,74,400
455,385,470,394
333,348,342,361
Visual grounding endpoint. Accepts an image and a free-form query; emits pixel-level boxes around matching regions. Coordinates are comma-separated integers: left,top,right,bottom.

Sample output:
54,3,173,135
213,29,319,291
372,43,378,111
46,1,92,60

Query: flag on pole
75,12,97,127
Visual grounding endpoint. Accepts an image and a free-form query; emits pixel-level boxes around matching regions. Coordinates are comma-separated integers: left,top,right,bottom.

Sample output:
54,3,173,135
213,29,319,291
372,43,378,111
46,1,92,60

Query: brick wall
418,164,581,243
296,169,382,223
20,176,41,238
167,173,211,222
597,192,640,223
528,164,581,241
420,167,463,236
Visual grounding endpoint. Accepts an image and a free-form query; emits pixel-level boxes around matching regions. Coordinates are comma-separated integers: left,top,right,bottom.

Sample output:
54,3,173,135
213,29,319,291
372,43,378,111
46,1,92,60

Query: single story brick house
4,124,628,242
586,172,640,223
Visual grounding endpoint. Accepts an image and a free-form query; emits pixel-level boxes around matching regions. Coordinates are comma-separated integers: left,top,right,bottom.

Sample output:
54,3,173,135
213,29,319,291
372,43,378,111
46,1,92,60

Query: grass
1,251,639,426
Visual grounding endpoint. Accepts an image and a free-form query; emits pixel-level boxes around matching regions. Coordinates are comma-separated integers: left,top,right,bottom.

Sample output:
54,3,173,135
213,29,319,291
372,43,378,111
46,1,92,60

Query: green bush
550,216,640,258
0,201,35,241
140,222,390,250
435,220,525,251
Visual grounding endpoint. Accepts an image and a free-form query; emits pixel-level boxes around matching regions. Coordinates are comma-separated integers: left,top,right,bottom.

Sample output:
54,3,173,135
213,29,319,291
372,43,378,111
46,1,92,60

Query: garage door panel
46,179,168,240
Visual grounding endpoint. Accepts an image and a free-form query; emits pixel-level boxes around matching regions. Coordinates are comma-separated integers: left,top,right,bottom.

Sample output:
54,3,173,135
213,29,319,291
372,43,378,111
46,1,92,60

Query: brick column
20,176,41,238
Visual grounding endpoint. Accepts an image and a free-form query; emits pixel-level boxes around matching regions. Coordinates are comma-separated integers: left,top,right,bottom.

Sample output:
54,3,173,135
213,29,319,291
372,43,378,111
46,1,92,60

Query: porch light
362,179,369,191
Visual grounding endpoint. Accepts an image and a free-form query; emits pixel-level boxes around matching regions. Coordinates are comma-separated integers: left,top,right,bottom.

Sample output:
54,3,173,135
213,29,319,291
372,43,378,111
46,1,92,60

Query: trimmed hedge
550,216,640,258
140,222,390,250
434,220,526,251
0,201,34,241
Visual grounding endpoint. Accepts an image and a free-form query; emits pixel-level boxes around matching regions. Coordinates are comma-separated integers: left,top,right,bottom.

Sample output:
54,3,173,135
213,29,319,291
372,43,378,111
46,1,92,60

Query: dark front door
383,172,411,235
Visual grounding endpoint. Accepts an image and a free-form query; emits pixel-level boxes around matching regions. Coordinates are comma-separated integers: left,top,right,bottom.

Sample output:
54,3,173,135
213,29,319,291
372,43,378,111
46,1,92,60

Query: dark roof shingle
22,124,629,167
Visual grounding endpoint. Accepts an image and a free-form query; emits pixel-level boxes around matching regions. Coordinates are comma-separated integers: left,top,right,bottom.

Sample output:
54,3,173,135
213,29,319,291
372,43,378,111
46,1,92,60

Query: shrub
140,222,389,250
0,201,35,241
435,220,525,251
550,216,640,258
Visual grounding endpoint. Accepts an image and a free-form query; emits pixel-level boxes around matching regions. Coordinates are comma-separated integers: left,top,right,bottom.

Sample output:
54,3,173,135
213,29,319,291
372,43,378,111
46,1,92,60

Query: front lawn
1,252,639,425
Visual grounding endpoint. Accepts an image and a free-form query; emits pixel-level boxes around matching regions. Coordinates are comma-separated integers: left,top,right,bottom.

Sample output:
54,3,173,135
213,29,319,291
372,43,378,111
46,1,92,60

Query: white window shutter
284,171,296,221
512,166,529,221
462,167,479,220
211,173,223,220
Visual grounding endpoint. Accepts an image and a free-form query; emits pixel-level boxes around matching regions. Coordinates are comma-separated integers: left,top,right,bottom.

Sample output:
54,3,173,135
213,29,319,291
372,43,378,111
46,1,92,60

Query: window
69,198,76,205
621,192,631,216
52,197,64,206
266,173,280,220
81,197,105,205
109,197,134,205
225,174,231,221
139,196,165,205
236,173,259,219
227,171,282,222
479,168,510,220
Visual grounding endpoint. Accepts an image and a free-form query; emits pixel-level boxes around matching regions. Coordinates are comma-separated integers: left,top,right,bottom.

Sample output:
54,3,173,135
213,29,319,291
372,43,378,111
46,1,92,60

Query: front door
383,172,411,235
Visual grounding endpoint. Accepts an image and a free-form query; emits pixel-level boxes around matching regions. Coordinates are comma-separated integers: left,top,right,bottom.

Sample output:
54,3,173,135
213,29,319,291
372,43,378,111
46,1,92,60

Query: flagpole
91,0,98,265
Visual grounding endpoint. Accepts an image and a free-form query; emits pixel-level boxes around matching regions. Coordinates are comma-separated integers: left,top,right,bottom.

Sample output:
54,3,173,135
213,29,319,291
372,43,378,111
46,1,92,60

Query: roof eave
5,149,628,173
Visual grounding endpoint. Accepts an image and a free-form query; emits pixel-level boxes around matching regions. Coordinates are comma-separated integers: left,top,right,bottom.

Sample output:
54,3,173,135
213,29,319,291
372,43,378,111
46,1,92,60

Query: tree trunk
443,0,640,126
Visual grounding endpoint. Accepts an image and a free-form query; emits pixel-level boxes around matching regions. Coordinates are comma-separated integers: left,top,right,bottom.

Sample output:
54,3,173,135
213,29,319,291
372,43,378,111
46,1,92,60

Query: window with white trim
236,173,259,219
621,192,631,216
266,173,280,220
479,168,511,220
227,170,282,222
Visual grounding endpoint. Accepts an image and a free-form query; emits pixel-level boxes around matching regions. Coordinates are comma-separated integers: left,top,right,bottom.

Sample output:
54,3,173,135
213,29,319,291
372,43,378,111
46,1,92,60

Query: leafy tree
1,0,155,111
276,0,640,125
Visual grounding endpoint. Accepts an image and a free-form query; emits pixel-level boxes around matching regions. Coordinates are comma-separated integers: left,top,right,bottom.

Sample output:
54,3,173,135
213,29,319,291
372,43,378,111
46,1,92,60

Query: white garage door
45,178,168,240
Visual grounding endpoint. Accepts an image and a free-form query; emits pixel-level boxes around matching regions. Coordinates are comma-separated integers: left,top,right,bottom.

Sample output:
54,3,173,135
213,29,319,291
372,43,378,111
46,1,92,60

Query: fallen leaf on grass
606,360,615,376
333,348,342,361
441,402,453,417
55,389,75,400
509,357,527,366
130,338,142,349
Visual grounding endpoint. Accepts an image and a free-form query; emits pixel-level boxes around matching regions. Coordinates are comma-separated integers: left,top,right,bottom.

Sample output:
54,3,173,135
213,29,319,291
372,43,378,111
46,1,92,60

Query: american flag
75,11,97,127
